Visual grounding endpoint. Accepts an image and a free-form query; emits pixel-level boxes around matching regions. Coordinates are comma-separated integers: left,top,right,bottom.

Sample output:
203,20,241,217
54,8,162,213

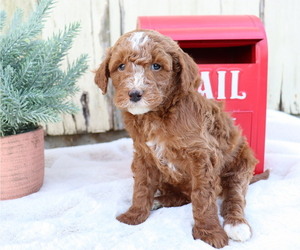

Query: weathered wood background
1,0,300,135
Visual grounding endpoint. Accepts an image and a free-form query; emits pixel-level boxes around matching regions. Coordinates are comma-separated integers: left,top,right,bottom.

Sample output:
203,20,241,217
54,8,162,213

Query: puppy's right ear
94,48,111,94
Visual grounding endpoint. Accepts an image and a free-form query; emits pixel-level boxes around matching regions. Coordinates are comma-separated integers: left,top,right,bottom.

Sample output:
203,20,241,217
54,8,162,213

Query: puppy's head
95,30,200,115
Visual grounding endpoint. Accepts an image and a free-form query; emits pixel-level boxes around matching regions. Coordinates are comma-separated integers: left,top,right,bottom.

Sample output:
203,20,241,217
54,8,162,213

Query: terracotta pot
0,127,45,200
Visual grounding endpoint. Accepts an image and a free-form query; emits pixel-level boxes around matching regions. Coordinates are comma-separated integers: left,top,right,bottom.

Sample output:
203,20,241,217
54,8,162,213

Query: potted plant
0,0,88,200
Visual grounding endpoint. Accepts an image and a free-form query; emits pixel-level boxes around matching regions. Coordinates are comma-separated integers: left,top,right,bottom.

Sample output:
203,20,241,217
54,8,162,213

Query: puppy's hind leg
152,183,190,210
221,145,257,242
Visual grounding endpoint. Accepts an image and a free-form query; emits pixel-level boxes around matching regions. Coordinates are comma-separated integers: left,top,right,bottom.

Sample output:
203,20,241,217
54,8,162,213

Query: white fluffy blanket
1,110,300,250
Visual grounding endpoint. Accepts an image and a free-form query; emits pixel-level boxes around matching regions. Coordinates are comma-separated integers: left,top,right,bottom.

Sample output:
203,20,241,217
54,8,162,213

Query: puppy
95,30,258,248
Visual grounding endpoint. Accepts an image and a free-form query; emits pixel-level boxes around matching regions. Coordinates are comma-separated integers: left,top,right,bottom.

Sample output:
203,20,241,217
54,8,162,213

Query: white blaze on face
130,65,145,89
125,64,146,96
126,32,151,115
127,65,150,115
126,64,150,115
128,32,149,50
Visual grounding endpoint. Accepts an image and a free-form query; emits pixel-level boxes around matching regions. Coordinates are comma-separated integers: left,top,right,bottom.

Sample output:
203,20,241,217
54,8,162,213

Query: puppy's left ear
173,49,201,93
94,48,111,94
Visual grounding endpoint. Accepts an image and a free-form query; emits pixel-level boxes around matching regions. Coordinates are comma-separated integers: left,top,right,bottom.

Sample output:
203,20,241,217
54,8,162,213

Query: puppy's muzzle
129,90,143,102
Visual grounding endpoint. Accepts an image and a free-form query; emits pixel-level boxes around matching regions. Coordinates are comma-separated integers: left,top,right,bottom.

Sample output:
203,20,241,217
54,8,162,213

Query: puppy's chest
145,139,184,182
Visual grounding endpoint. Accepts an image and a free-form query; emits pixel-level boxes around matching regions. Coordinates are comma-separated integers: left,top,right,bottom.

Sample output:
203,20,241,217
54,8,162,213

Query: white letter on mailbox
217,71,226,99
230,70,246,99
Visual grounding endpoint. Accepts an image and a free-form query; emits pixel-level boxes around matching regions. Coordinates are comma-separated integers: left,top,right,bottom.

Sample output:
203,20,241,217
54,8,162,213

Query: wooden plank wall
1,0,299,136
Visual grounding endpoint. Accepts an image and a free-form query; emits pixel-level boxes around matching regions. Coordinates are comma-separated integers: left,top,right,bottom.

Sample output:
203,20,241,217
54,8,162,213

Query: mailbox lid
137,15,266,41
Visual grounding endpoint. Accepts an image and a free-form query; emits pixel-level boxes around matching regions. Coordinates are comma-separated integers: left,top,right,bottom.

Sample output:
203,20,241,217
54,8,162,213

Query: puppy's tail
250,169,270,184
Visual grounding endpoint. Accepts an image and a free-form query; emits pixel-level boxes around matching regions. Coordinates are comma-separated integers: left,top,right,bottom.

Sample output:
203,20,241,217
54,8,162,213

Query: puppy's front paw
117,207,149,225
193,226,229,249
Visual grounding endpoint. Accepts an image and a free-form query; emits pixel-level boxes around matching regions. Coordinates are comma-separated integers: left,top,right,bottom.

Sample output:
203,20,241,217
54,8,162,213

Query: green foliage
0,0,88,136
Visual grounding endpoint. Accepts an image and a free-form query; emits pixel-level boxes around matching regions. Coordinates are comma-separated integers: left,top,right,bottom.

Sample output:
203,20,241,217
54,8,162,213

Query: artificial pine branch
0,0,88,136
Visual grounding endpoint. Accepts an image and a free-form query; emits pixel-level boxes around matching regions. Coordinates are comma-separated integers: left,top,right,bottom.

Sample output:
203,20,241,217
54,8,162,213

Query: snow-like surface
1,110,300,250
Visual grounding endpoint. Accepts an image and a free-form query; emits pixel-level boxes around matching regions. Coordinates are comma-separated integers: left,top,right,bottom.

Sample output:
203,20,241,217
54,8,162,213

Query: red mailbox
137,16,268,174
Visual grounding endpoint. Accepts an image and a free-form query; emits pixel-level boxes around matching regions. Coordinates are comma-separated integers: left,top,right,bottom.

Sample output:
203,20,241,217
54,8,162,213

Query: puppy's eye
118,64,125,71
151,63,161,71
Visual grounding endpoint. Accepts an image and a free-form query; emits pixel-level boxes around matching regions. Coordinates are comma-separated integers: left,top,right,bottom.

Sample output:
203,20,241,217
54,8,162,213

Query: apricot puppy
95,30,257,248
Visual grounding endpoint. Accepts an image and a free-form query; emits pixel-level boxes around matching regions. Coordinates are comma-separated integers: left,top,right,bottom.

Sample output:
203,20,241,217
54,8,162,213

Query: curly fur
95,30,258,248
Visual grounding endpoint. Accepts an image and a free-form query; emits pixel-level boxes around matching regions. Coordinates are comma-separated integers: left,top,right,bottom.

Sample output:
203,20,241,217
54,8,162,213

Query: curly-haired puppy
95,30,258,248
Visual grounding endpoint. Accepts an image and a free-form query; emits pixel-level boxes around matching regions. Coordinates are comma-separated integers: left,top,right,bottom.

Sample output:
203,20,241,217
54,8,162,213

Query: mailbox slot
180,40,257,64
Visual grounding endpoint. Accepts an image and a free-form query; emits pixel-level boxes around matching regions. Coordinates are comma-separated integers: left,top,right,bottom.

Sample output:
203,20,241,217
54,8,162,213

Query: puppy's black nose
129,90,142,102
